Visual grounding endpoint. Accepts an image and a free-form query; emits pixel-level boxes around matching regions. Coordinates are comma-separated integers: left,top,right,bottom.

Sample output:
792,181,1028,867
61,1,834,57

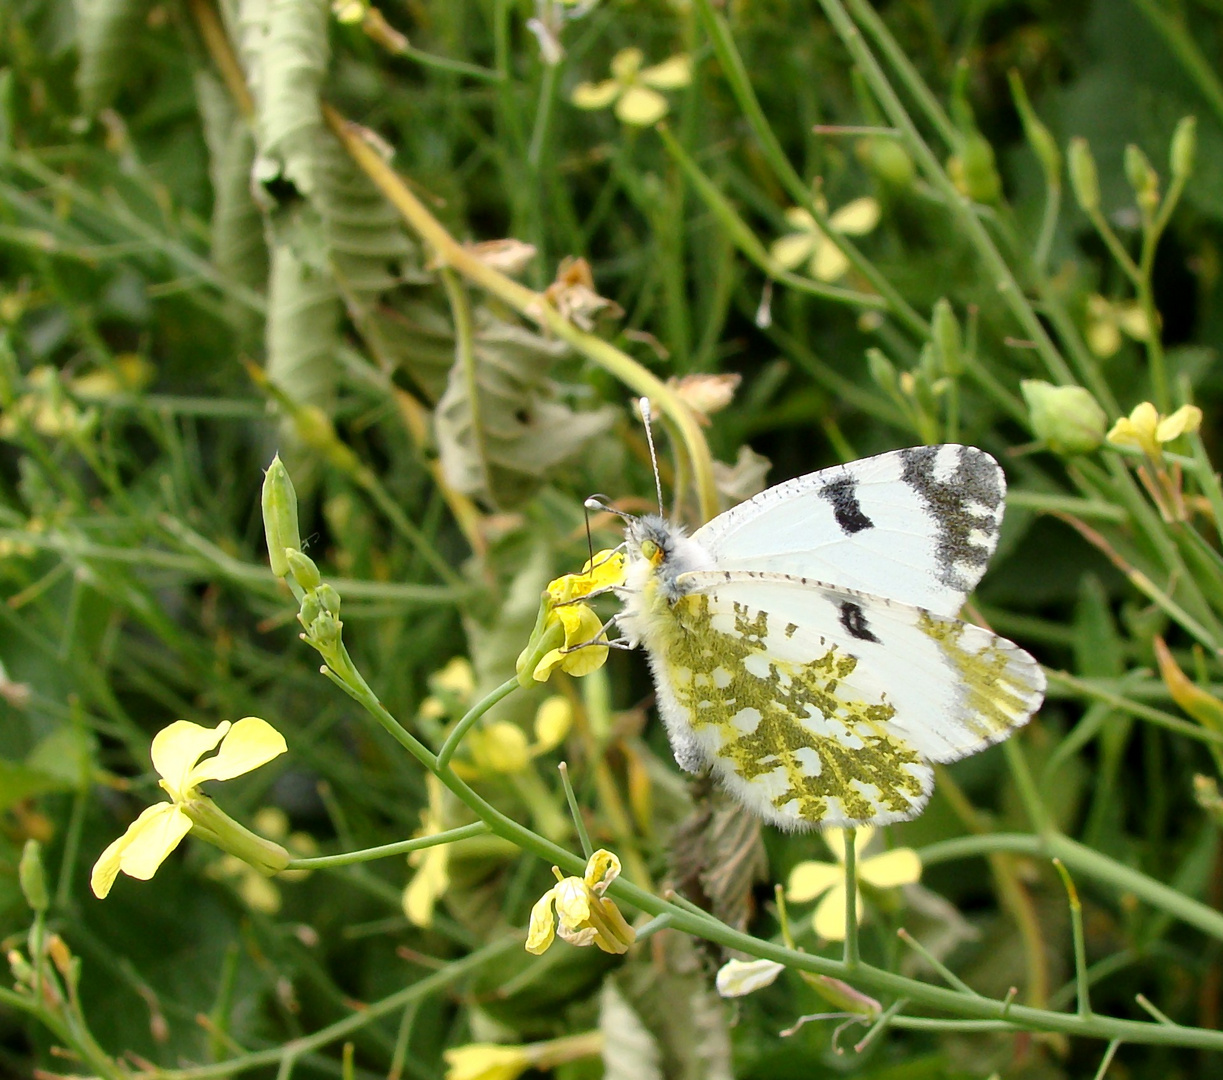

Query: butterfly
615,444,1045,830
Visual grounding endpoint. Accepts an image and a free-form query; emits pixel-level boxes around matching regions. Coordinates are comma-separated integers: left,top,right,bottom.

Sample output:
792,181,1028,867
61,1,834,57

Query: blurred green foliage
4,0,1223,1078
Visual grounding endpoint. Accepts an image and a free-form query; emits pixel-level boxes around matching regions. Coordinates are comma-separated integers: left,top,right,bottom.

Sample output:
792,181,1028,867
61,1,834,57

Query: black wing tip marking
900,445,1005,592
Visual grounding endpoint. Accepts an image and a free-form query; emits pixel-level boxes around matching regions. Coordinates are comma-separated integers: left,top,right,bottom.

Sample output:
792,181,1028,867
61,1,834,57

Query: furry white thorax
616,514,715,647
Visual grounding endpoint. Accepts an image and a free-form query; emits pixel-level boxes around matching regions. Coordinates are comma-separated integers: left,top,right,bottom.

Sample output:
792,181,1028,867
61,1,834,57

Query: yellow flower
1106,401,1202,459
1086,294,1150,358
571,48,691,126
443,1044,533,1080
91,718,288,899
786,827,921,941
443,1032,603,1080
518,551,626,684
526,849,636,955
404,775,451,927
769,196,880,283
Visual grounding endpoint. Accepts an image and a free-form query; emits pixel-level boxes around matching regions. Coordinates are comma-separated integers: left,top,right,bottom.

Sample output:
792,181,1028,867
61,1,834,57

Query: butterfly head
624,515,713,601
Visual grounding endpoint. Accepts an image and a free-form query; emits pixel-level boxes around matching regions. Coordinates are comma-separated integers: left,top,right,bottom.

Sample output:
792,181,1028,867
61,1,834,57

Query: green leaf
434,312,616,509
74,0,152,113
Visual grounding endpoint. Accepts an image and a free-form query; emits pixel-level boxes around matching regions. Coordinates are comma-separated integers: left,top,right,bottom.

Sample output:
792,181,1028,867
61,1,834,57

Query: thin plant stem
437,677,521,769
896,928,979,996
689,0,929,338
843,828,859,968
558,761,594,860
286,823,492,869
1053,859,1092,1018
820,0,1075,388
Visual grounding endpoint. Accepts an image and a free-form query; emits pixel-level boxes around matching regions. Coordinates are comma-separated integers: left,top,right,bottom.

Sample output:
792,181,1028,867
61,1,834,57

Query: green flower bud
1008,70,1061,184
862,137,916,188
19,840,48,913
1124,144,1159,214
315,583,342,617
866,348,898,397
285,550,322,592
954,132,1002,204
1171,115,1197,181
1069,138,1100,213
262,455,301,579
1022,379,1107,455
931,298,962,377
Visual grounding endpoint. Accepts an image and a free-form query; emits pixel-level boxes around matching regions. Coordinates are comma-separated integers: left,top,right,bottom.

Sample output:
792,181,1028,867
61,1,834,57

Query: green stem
843,829,859,967
286,822,492,869
820,0,1075,387
689,0,928,338
436,677,521,769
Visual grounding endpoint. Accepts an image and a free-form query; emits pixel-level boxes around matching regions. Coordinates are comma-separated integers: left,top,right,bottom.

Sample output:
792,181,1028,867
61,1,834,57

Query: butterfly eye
640,539,660,563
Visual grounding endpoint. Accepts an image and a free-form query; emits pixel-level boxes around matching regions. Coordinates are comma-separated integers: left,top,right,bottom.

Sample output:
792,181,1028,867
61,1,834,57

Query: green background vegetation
4,0,1223,1077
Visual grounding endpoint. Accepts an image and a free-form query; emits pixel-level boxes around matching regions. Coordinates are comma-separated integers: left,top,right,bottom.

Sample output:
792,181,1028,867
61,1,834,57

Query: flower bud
1022,380,1107,455
866,348,898,397
262,455,301,579
315,583,342,617
1124,144,1160,214
860,137,916,188
19,840,48,913
1069,138,1100,213
951,132,1002,204
285,550,322,592
1171,115,1197,182
931,298,962,377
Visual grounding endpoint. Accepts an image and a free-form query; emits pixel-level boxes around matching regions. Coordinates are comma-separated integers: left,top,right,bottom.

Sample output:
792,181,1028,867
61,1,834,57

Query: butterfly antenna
639,397,665,516
582,497,595,564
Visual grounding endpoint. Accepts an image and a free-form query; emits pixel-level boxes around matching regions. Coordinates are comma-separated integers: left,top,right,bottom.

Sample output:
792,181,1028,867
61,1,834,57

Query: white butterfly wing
641,570,1043,830
691,445,1006,617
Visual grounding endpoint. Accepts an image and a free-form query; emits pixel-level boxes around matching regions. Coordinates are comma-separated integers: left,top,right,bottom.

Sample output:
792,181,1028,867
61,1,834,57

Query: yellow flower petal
859,848,922,889
404,847,449,927
769,231,817,271
151,720,229,800
469,722,531,773
1115,302,1151,342
1105,416,1142,449
553,875,593,927
1156,404,1202,442
783,206,817,230
1129,401,1159,435
1087,318,1122,359
609,47,644,81
526,887,559,954
811,238,851,282
786,859,841,903
825,824,873,862
583,848,622,894
188,716,287,786
91,802,193,899
533,696,572,752
580,549,626,591
829,196,881,235
532,647,567,682
640,54,692,90
615,85,668,126
443,1043,533,1080
571,79,621,110
813,883,860,941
